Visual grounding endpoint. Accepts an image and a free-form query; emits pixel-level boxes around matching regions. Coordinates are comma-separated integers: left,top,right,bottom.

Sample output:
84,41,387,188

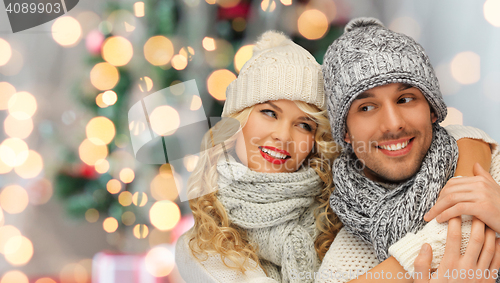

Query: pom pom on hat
344,17,384,33
253,30,291,52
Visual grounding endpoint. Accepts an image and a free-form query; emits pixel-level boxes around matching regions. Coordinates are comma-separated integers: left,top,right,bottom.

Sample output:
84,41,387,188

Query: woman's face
235,99,317,173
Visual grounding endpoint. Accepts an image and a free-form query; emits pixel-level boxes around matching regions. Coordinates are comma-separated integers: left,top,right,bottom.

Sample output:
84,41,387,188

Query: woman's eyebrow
265,101,283,113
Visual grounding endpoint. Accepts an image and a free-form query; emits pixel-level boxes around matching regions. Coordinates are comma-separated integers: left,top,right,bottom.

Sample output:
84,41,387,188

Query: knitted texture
322,17,447,147
316,228,379,283
216,155,322,283
222,30,325,117
330,125,458,262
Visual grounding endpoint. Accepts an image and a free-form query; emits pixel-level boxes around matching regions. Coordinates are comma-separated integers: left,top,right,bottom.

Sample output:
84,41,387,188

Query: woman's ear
431,111,437,123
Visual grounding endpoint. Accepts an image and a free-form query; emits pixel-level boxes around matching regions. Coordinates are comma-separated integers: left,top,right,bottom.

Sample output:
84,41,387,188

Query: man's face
344,83,437,183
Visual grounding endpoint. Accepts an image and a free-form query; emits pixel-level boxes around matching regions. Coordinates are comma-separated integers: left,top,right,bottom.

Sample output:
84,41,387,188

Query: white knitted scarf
217,155,322,283
330,125,459,261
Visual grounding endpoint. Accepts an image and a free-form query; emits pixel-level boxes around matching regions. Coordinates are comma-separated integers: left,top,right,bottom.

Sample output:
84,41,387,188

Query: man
318,17,500,282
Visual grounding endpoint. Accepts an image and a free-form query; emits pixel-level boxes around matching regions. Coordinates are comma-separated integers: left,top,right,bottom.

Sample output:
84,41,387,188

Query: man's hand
424,163,500,233
414,217,500,282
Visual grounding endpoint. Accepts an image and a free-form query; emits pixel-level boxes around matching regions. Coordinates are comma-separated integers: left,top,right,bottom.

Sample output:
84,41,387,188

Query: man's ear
344,131,351,144
431,111,437,123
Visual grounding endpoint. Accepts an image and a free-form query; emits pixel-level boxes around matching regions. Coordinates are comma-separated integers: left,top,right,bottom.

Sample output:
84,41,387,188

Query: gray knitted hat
323,17,447,148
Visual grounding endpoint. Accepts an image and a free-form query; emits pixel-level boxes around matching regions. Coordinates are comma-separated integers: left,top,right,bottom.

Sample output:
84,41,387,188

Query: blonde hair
187,101,342,273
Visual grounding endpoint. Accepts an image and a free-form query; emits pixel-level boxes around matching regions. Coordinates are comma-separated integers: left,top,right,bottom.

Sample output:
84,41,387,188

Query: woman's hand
415,217,500,283
424,163,500,233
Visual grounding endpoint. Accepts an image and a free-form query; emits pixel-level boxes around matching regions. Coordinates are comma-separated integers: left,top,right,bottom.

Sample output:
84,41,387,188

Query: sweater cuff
388,220,447,273
445,124,498,152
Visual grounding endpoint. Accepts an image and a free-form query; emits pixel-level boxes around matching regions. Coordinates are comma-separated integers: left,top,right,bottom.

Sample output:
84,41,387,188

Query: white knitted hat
221,30,326,117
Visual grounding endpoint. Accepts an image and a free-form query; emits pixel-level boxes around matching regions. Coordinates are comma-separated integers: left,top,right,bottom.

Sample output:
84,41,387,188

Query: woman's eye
299,123,313,132
360,105,375,112
398,97,414,104
260,109,277,118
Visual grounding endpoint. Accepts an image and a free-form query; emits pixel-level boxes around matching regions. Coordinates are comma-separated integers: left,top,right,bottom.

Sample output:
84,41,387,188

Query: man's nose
379,104,406,133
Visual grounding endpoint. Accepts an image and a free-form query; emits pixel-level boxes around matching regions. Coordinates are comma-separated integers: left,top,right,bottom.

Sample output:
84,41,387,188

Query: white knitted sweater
175,125,499,283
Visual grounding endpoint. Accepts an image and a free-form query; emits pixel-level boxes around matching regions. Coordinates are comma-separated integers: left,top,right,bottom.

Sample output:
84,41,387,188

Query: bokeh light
103,217,119,233
90,62,120,90
94,159,110,174
389,17,421,41
144,36,174,66
179,46,195,61
0,157,12,174
0,185,29,214
0,38,12,66
102,90,117,106
52,16,82,47
202,37,216,51
149,200,180,231
4,115,33,139
118,191,133,206
171,54,188,70
107,9,137,35
59,263,89,283
0,82,16,110
35,278,57,283
133,224,149,239
0,138,29,167
261,0,276,12
14,150,44,179
139,76,154,92
95,93,108,108
0,49,23,76
149,105,180,136
234,44,254,73
1,270,29,283
190,95,202,111
0,208,4,226
484,0,500,27
28,178,53,205
0,225,21,254
183,155,199,172
86,116,116,145
85,208,99,223
119,168,135,183
298,9,329,40
206,0,216,4
151,170,179,201
106,179,122,194
102,36,134,66
218,0,240,8
134,2,145,17
145,246,175,277
132,192,148,207
169,81,185,95
121,211,136,226
8,91,37,120
207,69,236,100
440,107,464,127
280,0,292,5
450,51,481,85
205,39,234,69
232,17,246,32
4,236,33,266
78,138,108,166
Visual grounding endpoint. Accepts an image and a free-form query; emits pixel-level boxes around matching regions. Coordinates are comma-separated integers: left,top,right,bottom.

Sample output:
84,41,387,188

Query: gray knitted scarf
217,155,322,283
330,125,458,261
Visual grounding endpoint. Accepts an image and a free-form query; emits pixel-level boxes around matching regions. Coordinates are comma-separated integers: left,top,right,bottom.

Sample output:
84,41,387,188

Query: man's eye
360,105,375,112
398,97,414,104
260,109,277,118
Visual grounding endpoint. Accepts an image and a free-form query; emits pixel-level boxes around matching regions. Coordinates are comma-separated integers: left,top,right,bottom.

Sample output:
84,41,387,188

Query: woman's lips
258,146,291,164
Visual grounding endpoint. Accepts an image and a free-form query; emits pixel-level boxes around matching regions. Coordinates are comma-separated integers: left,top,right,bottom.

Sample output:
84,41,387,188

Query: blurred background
0,0,499,282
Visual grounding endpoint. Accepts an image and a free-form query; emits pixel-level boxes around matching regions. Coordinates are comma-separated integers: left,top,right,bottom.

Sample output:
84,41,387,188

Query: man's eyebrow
398,83,414,91
265,101,283,113
354,92,375,100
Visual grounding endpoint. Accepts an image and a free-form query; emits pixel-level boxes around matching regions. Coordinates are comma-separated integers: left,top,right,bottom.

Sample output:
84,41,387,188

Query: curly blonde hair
187,101,342,273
